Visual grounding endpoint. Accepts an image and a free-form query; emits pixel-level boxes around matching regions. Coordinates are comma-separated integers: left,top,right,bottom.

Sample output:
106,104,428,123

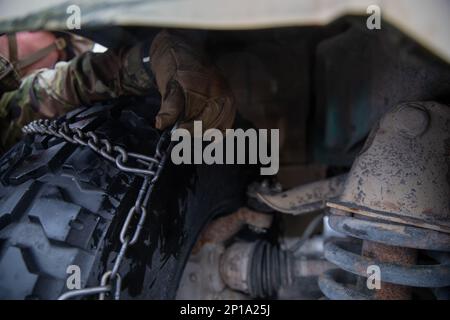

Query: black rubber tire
0,96,252,299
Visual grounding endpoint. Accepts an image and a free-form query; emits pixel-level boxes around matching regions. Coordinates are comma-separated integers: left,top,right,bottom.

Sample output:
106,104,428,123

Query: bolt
394,104,429,138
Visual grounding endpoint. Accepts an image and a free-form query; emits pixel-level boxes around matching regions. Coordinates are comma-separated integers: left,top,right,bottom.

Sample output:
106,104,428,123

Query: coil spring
319,210,450,300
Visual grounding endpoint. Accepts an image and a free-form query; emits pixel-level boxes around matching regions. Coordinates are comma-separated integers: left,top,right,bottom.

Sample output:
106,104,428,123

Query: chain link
23,118,176,300
22,119,160,176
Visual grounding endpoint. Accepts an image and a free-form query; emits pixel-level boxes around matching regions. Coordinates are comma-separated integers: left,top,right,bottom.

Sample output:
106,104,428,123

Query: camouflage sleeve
0,43,154,154
0,76,38,154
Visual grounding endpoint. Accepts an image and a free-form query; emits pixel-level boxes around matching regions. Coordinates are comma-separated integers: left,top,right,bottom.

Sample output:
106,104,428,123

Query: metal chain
23,118,175,300
22,119,161,176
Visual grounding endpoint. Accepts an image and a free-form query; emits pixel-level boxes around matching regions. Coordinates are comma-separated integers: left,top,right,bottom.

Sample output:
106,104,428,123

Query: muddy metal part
360,241,417,300
220,241,334,298
319,232,450,299
328,101,450,232
249,174,347,215
192,207,273,254
176,243,249,300
177,207,273,299
321,101,450,300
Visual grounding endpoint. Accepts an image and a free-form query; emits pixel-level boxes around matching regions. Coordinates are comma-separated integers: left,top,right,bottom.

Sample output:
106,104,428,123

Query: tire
0,96,251,299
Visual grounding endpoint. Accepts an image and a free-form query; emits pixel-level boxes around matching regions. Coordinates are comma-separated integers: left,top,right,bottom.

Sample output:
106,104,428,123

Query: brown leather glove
150,30,235,132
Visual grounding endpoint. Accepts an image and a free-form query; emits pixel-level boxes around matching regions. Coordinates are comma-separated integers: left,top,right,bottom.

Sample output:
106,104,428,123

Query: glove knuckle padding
157,81,184,129
150,30,236,131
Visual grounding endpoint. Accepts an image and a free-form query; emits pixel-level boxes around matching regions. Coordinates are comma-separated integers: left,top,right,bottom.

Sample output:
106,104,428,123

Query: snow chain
22,119,175,300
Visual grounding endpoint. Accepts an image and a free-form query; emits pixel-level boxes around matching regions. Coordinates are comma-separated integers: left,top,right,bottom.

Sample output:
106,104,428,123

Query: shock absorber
320,102,450,300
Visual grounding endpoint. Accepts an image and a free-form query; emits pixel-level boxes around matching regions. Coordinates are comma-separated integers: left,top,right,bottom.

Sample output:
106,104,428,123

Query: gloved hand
150,30,235,132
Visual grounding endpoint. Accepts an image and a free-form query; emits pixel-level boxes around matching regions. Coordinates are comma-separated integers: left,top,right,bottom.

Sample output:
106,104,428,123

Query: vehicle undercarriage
0,2,449,301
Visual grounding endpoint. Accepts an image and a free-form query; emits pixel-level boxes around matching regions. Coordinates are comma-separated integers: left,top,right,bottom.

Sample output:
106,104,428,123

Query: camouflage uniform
0,30,235,155
0,43,154,154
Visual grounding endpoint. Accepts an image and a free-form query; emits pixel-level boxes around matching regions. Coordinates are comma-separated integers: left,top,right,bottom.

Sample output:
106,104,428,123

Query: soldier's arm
0,44,154,154
0,29,234,153
1,44,154,127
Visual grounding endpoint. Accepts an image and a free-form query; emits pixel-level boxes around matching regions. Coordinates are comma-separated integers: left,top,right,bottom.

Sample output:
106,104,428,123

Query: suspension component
220,241,291,298
220,240,333,298
247,174,347,215
321,102,450,300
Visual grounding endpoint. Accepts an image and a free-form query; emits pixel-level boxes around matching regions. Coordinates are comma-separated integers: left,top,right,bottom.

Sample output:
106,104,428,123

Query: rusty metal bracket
249,174,347,215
